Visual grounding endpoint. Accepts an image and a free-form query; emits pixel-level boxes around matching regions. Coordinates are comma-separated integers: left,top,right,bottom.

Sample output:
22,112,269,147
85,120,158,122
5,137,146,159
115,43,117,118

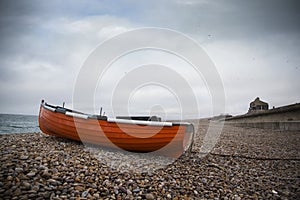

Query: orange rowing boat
38,100,194,157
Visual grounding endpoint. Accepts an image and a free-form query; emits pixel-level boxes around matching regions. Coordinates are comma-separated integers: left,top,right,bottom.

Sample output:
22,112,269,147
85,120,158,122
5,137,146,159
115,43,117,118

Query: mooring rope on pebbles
209,152,300,161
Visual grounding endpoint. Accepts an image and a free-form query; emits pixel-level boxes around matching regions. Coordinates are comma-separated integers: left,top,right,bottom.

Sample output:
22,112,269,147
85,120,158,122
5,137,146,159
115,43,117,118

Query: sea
0,114,40,134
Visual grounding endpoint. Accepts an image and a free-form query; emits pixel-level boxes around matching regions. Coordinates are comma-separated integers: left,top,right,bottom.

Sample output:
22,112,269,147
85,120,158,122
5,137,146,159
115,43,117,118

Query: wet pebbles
0,121,299,199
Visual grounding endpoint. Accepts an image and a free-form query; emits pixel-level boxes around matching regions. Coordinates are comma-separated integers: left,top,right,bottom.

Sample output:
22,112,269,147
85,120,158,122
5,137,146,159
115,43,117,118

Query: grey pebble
15,167,24,173
20,155,29,160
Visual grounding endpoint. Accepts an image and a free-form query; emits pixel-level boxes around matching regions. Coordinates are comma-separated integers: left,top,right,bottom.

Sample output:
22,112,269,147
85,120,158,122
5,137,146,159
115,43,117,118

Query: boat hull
38,101,194,157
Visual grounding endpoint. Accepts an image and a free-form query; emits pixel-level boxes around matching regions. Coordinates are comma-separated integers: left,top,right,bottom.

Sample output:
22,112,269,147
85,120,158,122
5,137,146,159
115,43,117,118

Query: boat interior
42,101,162,122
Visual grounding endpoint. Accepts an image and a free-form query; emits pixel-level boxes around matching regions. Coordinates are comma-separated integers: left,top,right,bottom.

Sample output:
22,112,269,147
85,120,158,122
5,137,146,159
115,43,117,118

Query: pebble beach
1,120,299,199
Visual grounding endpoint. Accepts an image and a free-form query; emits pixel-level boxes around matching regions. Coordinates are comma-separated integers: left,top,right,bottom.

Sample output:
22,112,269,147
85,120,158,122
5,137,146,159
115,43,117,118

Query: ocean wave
0,114,40,134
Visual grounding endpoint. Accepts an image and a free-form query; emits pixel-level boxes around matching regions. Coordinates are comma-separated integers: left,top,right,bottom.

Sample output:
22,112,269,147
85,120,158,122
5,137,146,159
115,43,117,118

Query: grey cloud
131,0,300,41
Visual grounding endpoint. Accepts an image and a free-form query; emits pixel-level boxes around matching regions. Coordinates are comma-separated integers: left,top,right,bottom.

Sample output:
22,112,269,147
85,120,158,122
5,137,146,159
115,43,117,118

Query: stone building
248,97,269,113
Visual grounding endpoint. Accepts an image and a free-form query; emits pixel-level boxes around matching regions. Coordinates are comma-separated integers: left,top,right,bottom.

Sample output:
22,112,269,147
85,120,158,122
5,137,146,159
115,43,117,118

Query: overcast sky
0,0,299,118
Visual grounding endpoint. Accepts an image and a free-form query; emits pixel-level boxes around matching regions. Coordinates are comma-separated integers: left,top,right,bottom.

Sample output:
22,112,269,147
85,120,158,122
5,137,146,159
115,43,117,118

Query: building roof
250,97,268,106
